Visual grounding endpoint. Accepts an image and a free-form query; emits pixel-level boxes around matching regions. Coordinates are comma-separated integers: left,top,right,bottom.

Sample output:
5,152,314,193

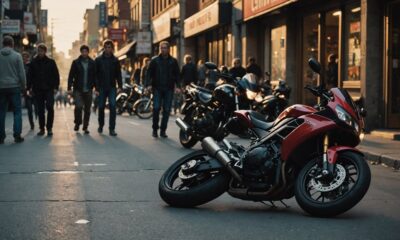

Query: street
0,108,399,240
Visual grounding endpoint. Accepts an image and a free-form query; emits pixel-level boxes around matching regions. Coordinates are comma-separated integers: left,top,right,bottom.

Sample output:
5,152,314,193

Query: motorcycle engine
242,142,279,179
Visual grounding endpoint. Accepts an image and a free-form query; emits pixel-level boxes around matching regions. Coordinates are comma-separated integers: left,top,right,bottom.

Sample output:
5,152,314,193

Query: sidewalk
359,134,400,169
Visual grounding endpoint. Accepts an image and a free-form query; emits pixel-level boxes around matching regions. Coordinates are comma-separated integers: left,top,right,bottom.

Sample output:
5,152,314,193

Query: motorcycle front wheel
135,99,153,119
159,150,230,207
295,151,371,217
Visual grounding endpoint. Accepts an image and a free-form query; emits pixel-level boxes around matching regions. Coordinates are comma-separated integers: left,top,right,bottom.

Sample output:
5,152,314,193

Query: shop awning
115,41,136,60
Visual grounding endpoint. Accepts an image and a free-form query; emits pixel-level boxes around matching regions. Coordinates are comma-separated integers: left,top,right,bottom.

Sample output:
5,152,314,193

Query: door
302,10,341,106
386,1,400,128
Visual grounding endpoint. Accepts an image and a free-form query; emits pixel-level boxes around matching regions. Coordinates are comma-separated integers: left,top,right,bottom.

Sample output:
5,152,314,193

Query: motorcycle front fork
322,134,335,178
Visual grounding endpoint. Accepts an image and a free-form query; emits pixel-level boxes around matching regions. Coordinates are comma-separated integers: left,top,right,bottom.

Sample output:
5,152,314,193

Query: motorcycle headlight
336,106,359,132
246,89,258,100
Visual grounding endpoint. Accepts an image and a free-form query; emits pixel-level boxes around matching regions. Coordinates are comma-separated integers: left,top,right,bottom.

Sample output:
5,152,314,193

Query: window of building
270,25,287,84
344,5,361,81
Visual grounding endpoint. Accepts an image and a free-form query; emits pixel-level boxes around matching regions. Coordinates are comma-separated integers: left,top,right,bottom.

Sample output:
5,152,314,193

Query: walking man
28,44,60,136
180,54,197,87
146,41,180,138
68,45,96,134
0,36,26,144
95,40,122,136
22,51,37,130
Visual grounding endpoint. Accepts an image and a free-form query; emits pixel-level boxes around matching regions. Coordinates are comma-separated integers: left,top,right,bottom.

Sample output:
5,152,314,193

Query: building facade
83,4,100,58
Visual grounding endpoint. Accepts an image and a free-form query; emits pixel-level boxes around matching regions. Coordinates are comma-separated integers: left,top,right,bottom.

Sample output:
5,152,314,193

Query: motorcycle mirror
205,62,218,70
308,58,322,74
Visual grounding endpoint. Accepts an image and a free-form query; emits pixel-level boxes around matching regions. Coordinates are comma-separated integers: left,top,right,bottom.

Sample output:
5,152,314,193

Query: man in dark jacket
146,41,180,138
246,57,263,80
229,58,246,80
28,44,60,136
180,54,197,87
95,40,122,136
68,45,96,134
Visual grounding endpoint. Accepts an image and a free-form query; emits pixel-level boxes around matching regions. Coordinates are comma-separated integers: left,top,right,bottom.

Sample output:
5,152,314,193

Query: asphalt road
0,108,399,240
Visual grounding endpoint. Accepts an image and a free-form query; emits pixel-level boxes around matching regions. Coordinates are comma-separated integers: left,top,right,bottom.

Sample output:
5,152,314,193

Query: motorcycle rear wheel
159,150,230,207
295,151,371,217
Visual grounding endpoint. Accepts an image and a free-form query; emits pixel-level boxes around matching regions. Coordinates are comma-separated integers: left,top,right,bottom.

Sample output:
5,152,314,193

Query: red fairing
281,114,336,161
327,146,363,164
275,104,317,123
234,110,253,128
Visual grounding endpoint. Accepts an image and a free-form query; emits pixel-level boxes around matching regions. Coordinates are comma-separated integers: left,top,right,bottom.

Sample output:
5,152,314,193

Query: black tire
179,112,198,148
295,151,371,217
159,150,230,207
135,99,153,119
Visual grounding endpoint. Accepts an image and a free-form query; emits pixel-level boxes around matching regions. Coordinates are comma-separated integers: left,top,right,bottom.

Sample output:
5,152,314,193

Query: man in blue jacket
0,36,26,143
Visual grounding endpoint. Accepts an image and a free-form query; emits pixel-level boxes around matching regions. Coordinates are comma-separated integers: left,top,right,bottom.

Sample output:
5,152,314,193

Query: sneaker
14,136,24,143
37,129,45,136
152,130,158,138
47,130,53,136
74,124,79,131
109,130,117,136
160,131,168,138
83,128,90,134
98,127,103,133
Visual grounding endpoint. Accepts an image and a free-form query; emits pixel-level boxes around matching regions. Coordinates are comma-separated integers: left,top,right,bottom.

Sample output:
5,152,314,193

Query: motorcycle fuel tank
213,84,236,105
275,104,316,122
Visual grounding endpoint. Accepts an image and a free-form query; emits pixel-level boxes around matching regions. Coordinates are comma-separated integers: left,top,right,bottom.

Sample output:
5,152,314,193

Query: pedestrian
0,36,26,144
68,45,96,134
197,59,206,86
121,66,130,85
27,43,60,136
229,58,246,80
146,41,180,138
326,53,338,88
95,39,122,136
181,54,197,87
140,57,150,86
246,56,263,81
131,63,141,85
22,51,37,130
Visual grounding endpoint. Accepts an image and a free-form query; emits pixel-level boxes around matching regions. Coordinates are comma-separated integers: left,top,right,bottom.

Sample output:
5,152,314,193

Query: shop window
270,25,287,84
344,6,361,81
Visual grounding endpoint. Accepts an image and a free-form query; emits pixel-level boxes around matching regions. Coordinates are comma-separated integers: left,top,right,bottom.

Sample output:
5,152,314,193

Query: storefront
151,4,180,59
183,1,232,66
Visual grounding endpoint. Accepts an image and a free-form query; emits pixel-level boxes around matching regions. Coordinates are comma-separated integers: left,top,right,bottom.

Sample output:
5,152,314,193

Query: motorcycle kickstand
260,201,277,208
279,200,289,208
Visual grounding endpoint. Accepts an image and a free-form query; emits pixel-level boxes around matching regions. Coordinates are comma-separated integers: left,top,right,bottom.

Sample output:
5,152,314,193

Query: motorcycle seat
190,83,213,94
248,111,274,130
198,91,213,104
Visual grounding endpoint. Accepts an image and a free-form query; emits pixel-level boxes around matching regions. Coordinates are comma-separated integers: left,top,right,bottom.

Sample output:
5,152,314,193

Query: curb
362,149,400,170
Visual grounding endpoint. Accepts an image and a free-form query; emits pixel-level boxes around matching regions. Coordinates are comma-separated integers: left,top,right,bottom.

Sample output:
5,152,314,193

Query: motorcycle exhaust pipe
175,118,189,133
201,137,242,182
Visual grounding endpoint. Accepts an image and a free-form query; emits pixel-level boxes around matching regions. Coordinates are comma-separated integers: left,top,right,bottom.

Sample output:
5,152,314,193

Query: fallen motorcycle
159,58,370,217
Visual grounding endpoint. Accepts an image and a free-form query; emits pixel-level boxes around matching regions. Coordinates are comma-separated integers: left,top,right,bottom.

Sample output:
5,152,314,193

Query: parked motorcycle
116,83,135,115
252,80,291,121
176,62,257,148
159,58,370,217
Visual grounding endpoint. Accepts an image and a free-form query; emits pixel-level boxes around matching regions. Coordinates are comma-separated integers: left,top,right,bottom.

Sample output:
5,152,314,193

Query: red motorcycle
159,59,371,217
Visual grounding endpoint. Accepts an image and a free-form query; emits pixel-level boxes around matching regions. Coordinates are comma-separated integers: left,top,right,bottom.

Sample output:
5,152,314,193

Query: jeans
25,95,37,128
36,90,55,131
0,87,22,139
74,91,92,129
98,88,117,130
152,88,173,132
